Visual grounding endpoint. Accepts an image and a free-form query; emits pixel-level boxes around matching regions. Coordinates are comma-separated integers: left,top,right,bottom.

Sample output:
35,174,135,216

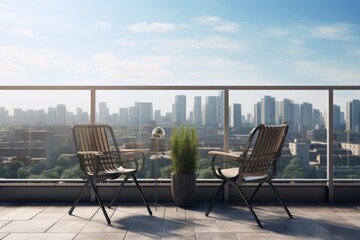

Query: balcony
0,85,359,203
0,85,360,238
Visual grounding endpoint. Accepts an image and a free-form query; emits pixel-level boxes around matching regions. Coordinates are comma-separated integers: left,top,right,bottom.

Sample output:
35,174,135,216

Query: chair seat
93,166,137,178
217,168,268,183
217,167,238,179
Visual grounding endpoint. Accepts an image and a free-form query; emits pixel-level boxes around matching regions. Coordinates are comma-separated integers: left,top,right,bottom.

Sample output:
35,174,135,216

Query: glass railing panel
0,90,90,179
229,90,328,180
96,90,224,180
334,90,360,179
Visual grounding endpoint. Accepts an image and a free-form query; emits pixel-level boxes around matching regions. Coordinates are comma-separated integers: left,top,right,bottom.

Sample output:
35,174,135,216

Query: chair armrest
120,148,148,170
209,151,242,179
208,151,241,159
121,148,149,153
77,151,103,156
76,151,103,176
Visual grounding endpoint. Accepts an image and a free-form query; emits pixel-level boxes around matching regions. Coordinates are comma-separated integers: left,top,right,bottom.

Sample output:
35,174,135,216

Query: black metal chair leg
108,175,129,208
249,182,263,204
206,181,226,216
90,179,111,224
69,178,90,215
132,173,152,216
268,181,292,218
230,181,263,228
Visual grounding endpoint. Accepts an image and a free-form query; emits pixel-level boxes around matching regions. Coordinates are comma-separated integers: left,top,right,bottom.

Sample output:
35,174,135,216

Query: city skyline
1,94,359,132
1,89,359,117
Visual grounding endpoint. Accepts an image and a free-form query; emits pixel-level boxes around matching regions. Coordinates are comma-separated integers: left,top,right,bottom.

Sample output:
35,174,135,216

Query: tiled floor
0,202,359,239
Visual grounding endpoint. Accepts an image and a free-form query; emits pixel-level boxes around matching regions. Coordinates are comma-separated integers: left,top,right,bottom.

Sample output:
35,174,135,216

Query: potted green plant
170,125,198,208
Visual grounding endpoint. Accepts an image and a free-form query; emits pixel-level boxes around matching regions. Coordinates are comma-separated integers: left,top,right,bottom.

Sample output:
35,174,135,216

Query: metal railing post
327,89,334,203
223,89,230,202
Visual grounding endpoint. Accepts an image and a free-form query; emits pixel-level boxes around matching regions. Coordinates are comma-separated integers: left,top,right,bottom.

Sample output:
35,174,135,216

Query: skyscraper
135,102,153,125
154,110,162,124
119,108,129,125
333,105,341,131
254,102,261,126
261,95,275,125
48,107,56,125
301,102,313,131
173,95,186,125
128,106,140,125
194,96,202,126
204,96,217,127
278,98,294,130
56,104,66,125
216,91,224,127
230,103,242,128
346,99,360,132
98,102,109,123
13,108,25,125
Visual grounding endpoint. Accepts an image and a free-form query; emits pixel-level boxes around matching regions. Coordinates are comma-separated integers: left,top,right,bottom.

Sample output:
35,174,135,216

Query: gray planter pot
171,173,196,208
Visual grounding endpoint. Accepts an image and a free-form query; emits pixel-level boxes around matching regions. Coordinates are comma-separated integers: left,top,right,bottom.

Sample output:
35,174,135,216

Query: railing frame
1,85,360,203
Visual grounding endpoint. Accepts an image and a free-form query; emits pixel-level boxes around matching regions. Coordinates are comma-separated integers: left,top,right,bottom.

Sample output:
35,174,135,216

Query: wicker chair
69,124,152,224
205,123,292,228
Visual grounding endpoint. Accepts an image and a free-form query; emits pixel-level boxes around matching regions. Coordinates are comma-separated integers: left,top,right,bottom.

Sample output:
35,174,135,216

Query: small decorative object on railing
152,127,165,139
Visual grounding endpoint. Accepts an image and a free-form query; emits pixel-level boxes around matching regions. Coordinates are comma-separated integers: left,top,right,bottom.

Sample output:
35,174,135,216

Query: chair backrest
72,124,120,175
241,122,289,176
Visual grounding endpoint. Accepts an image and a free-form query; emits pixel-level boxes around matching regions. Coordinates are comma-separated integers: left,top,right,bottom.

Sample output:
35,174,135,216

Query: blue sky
1,0,360,86
0,0,359,114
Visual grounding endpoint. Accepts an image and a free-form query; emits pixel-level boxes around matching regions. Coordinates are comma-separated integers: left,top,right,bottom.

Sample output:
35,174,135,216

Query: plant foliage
170,125,198,174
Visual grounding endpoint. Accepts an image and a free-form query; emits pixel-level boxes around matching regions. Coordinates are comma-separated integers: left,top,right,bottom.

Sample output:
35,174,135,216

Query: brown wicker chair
205,123,292,228
69,124,152,224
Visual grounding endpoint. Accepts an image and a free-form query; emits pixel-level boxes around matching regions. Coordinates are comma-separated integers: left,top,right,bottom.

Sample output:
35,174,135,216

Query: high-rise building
194,96,202,126
48,107,56,125
98,102,109,123
154,110,162,124
261,95,276,125
173,95,186,125
278,98,294,130
204,96,217,127
293,103,301,132
135,102,153,125
128,106,140,125
254,102,261,126
216,91,224,127
0,107,9,125
119,108,129,125
333,105,341,131
13,108,24,125
56,104,66,125
230,103,242,128
76,107,88,123
346,99,360,132
301,102,313,131
313,109,322,129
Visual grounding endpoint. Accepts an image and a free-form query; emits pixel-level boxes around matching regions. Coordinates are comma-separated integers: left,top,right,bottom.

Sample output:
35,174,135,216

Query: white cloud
264,28,289,37
115,35,246,53
127,22,177,33
194,16,239,32
114,38,139,46
0,45,89,80
311,23,356,41
169,36,246,52
96,21,111,29
91,53,172,83
0,3,16,23
293,60,360,84
8,28,34,37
